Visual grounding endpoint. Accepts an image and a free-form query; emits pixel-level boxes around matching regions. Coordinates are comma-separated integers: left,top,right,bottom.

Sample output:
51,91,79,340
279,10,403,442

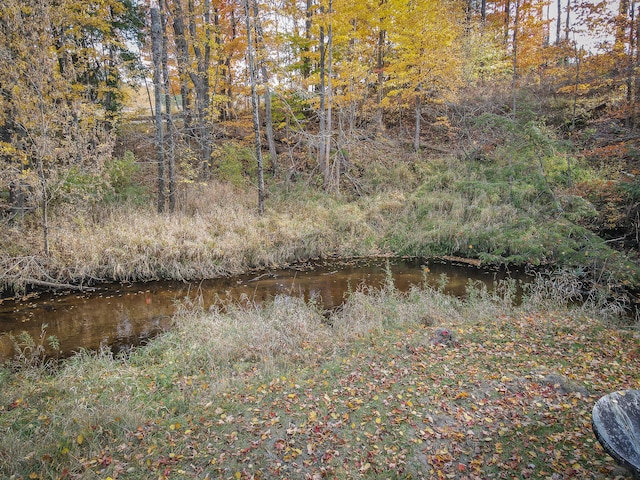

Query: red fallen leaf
458,463,467,472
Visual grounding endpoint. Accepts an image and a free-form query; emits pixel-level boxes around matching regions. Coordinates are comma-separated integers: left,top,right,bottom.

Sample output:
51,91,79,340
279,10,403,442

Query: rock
541,373,590,396
592,390,640,479
430,327,456,347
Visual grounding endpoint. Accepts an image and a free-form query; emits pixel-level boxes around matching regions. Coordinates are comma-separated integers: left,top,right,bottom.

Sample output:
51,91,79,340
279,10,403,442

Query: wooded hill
1,0,640,295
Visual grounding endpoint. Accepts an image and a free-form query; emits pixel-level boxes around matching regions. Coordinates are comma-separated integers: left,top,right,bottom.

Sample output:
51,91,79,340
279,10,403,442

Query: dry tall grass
2,148,637,294
0,181,384,293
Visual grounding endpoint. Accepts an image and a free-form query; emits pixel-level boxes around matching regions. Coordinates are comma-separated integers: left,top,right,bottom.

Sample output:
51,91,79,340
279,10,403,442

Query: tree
162,0,214,177
317,1,330,187
565,0,640,126
386,0,464,150
512,0,520,116
252,0,279,175
150,5,166,213
161,4,177,212
188,0,213,177
0,0,121,253
162,0,192,129
313,0,336,190
55,0,144,126
244,0,265,215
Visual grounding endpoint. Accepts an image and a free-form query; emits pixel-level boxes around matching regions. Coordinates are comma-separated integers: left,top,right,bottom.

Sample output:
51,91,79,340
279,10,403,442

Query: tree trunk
564,0,571,42
252,1,278,175
213,7,230,121
37,155,50,256
264,88,278,174
161,7,176,212
571,46,581,131
556,0,561,45
164,0,192,130
8,180,28,219
325,0,334,191
414,93,421,152
244,0,265,215
203,0,212,172
376,26,385,133
504,0,511,45
105,40,118,126
303,0,313,79
627,0,636,128
151,6,165,213
511,0,520,117
318,17,327,181
188,0,212,178
635,1,640,127
219,7,237,121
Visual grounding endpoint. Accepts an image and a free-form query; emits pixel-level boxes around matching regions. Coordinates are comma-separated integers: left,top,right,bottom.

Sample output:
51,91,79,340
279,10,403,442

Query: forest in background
2,0,640,299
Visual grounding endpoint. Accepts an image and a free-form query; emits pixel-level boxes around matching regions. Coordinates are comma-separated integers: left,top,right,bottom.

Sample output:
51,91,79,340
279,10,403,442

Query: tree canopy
1,0,639,210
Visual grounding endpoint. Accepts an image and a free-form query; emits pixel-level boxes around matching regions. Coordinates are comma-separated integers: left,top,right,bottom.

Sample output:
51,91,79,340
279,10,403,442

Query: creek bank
0,254,510,300
0,257,531,361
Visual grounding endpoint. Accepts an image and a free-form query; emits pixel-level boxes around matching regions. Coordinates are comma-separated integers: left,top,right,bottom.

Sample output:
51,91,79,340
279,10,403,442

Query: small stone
430,327,457,347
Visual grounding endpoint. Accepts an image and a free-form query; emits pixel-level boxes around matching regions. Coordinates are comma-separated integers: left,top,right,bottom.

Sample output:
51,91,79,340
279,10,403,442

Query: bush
60,167,108,208
105,151,148,205
271,90,312,129
213,142,256,187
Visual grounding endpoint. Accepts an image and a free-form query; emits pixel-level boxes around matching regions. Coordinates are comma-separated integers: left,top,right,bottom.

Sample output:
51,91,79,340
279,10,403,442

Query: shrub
59,167,108,209
213,142,256,187
105,151,148,205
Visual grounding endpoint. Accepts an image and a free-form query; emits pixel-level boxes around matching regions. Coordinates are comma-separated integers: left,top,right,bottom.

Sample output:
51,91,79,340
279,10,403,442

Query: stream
0,257,530,362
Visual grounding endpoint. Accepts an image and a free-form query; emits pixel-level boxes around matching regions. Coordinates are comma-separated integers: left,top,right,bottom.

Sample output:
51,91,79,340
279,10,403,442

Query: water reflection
0,258,528,361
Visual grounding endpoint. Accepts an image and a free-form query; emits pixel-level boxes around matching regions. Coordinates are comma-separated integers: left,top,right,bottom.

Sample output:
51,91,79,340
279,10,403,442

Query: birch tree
161,5,177,212
244,0,265,214
150,5,166,213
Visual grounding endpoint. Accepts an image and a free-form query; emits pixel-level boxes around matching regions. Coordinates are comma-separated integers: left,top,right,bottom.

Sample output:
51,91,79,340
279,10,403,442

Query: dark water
0,258,529,362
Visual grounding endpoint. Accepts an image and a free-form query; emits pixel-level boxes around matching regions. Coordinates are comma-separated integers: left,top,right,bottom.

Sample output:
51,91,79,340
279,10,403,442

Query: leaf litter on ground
0,284,639,479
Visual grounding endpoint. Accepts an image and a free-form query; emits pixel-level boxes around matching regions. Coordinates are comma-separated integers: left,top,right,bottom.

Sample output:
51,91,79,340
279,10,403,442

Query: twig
248,272,276,283
604,236,627,244
24,278,95,292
